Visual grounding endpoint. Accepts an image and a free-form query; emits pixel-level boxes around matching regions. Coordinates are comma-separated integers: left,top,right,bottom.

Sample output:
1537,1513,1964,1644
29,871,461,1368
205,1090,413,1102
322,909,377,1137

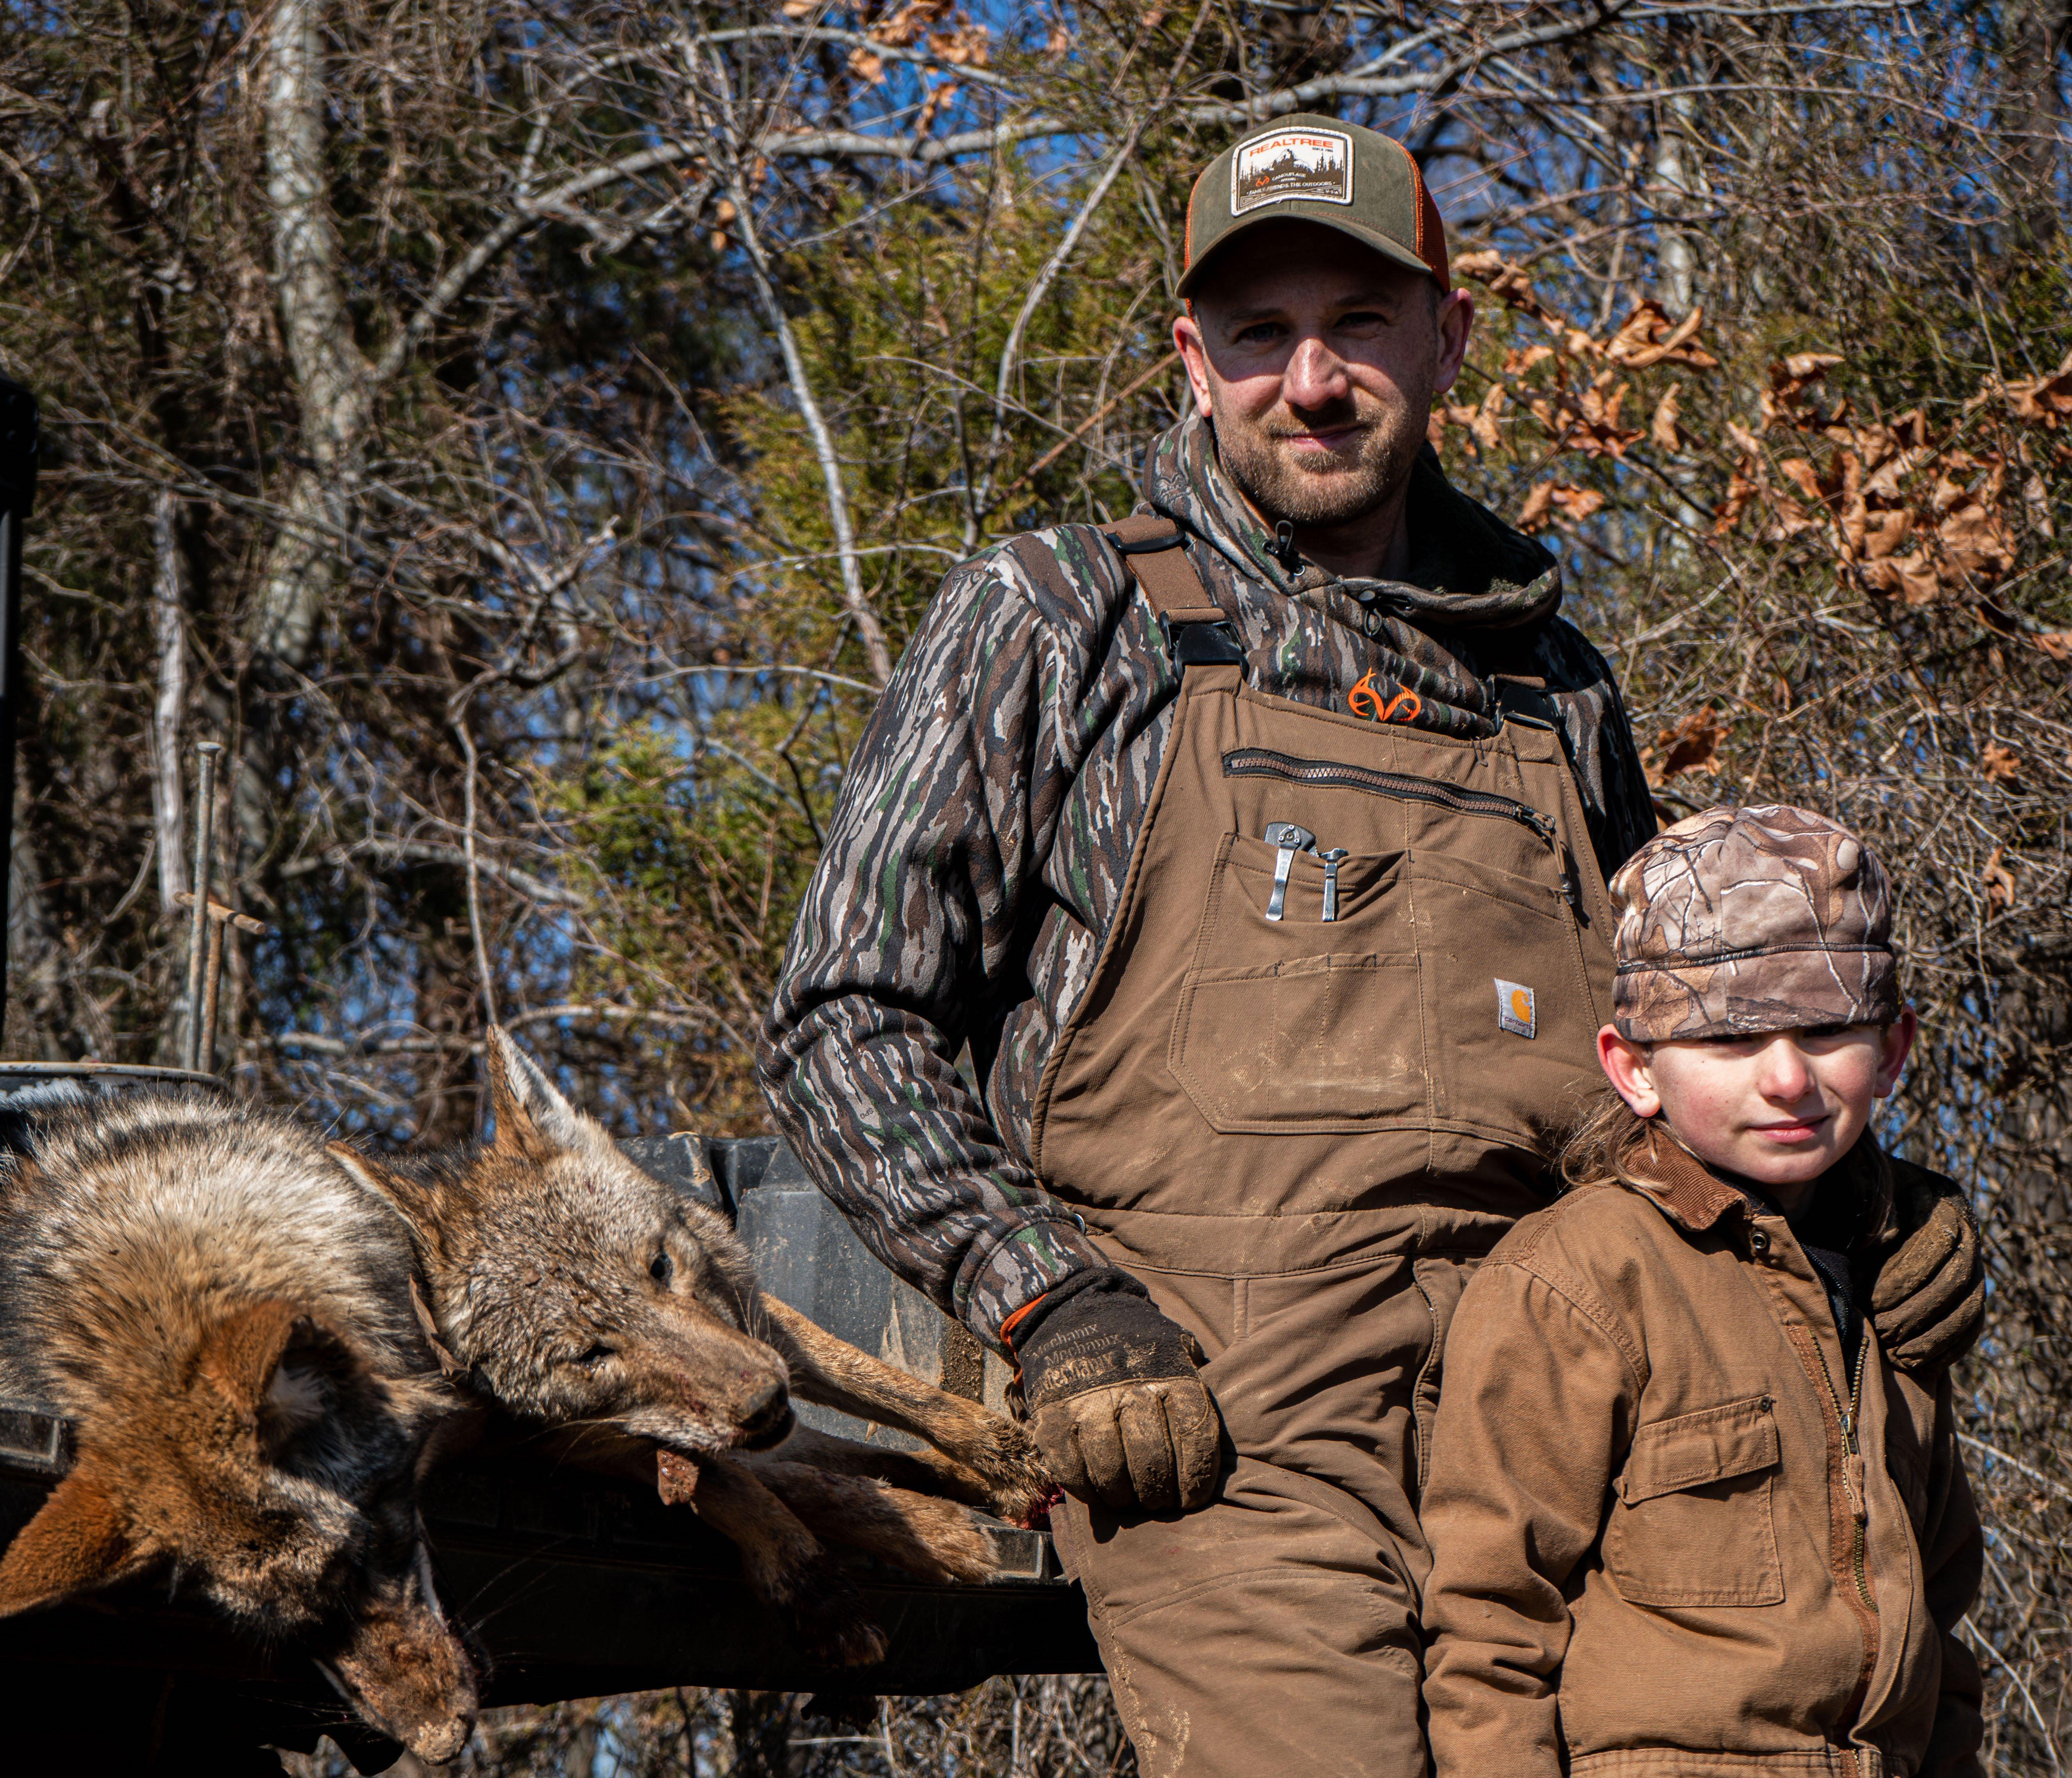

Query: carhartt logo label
1232,128,1353,214
1496,979,1536,1038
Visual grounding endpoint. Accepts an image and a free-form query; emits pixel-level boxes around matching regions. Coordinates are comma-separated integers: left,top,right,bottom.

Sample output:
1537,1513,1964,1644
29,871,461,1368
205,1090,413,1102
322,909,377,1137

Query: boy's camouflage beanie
1608,803,1901,1043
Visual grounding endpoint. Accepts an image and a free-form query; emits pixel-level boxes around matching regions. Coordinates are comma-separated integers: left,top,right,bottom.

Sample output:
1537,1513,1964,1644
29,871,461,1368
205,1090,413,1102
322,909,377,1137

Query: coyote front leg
738,1455,1001,1585
756,1295,1052,1524
657,1451,889,1669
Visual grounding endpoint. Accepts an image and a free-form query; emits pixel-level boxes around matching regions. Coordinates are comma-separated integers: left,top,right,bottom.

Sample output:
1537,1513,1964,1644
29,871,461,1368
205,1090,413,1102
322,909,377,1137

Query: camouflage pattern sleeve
759,547,1112,1352
1536,615,1659,881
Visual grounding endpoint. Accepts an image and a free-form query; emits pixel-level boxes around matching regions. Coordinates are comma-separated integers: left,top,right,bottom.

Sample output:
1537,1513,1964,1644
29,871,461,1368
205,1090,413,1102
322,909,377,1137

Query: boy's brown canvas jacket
1421,1139,1983,1778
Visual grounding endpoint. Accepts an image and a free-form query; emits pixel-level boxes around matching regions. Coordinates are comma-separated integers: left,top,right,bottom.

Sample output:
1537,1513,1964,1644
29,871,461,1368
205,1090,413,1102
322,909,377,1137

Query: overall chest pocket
1170,745,1599,1138
1603,1396,1784,1607
1169,831,1423,1132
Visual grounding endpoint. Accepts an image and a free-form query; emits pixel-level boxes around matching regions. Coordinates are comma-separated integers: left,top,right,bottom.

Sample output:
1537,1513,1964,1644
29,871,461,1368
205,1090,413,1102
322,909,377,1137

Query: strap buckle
1162,616,1243,666
1495,679,1559,730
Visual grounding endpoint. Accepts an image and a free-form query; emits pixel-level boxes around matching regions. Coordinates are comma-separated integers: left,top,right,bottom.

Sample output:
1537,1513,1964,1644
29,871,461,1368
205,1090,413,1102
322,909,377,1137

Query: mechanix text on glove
1008,1269,1223,1514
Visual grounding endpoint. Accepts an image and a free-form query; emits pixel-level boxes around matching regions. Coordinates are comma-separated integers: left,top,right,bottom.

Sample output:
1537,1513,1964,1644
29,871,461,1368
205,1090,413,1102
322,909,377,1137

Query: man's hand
1009,1272,1222,1514
1870,1159,1985,1374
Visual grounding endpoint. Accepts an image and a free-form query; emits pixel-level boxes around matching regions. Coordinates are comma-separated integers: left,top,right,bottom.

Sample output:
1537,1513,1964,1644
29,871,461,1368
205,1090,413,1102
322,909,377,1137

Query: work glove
1008,1270,1222,1515
1868,1159,1984,1375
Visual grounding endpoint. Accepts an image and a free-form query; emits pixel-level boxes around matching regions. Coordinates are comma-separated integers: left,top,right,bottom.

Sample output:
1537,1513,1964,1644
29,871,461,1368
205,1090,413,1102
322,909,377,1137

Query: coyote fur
0,1090,479,1762
336,1030,1052,1666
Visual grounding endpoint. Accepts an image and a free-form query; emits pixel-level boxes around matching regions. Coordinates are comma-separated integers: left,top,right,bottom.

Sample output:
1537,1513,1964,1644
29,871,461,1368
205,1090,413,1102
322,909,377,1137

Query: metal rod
182,741,221,1071
198,912,226,1075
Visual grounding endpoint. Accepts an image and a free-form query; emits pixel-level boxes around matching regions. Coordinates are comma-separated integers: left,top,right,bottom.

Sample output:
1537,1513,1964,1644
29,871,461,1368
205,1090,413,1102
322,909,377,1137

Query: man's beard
1211,390,1427,530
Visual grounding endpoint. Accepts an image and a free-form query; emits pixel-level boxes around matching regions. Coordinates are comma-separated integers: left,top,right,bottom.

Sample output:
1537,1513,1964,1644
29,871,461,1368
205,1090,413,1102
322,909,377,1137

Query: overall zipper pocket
1222,747,1578,906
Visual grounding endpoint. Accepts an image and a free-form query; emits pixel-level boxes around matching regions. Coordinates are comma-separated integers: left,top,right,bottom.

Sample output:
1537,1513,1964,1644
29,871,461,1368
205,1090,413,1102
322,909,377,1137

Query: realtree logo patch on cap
1232,127,1353,214
1495,979,1536,1038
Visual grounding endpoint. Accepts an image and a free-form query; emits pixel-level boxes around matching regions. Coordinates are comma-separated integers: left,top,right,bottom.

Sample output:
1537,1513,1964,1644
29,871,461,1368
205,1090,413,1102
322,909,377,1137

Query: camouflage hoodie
760,412,1656,1349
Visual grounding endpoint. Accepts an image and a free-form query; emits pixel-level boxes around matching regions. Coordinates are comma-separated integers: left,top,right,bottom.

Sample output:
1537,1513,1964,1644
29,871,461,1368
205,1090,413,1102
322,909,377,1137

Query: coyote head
338,1029,793,1458
0,1294,477,1762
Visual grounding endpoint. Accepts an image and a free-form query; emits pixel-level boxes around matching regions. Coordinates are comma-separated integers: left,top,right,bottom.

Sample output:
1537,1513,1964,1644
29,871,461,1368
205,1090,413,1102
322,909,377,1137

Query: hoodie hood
1135,411,1583,745
1141,410,1562,630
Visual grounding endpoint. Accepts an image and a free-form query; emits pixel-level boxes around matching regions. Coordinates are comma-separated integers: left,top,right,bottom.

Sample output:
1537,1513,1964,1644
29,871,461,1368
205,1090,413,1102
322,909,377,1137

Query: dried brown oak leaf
1605,299,1719,370
1714,461,1762,536
869,0,956,47
1981,742,2022,782
1983,848,2018,909
1518,482,1605,532
1650,384,1683,452
1762,353,1845,428
1452,251,1554,324
2006,350,2072,429
1642,707,1726,787
930,22,991,66
1530,371,1642,459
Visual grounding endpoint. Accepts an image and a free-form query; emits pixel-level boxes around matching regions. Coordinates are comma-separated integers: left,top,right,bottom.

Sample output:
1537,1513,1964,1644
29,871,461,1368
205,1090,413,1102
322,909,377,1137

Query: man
761,115,1981,1776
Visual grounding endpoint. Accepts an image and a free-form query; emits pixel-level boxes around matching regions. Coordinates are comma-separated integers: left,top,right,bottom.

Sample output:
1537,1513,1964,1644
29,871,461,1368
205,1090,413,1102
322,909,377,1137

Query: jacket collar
1627,1126,1764,1233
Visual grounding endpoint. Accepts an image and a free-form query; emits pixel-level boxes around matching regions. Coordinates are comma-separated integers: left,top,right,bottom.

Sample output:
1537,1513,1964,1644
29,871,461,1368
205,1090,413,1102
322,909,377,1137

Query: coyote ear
484,1025,589,1154
197,1301,352,1456
332,1142,437,1239
197,1298,303,1413
0,1460,147,1616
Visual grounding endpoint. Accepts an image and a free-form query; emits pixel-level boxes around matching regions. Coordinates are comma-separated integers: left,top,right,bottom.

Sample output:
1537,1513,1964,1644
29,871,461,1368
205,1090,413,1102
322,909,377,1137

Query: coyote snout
0,1093,479,1763
319,1533,478,1764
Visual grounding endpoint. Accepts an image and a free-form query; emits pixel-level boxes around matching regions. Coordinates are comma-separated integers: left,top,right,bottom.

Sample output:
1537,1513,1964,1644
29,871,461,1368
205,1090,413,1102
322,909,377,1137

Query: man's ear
1172,309,1216,421
0,1458,149,1616
1431,286,1475,401
1597,1025,1661,1118
484,1025,590,1154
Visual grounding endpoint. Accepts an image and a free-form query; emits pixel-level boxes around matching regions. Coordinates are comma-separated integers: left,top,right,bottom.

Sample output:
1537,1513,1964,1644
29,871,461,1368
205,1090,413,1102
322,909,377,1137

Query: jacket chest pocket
1603,1396,1784,1607
1169,832,1424,1132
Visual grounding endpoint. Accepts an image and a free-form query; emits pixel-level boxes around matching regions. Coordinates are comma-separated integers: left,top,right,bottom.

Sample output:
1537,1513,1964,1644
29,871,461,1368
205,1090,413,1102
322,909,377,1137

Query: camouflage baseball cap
1609,804,1901,1043
1178,113,1450,298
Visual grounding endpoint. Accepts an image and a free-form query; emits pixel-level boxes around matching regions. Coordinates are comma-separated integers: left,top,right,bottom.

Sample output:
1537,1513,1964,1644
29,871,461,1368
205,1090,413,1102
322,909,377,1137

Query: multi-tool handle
1262,822,1316,921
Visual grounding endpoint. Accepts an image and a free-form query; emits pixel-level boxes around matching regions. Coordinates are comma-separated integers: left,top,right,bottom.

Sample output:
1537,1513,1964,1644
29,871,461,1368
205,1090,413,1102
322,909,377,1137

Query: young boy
1420,804,1983,1778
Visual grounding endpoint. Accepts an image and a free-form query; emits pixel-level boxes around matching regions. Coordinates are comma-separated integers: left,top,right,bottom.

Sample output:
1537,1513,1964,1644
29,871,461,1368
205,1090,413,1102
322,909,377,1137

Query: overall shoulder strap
1097,516,1240,665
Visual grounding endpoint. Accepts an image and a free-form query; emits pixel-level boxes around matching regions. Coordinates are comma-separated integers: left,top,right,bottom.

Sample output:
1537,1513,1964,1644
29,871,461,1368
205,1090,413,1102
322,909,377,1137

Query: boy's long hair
1558,1079,1897,1244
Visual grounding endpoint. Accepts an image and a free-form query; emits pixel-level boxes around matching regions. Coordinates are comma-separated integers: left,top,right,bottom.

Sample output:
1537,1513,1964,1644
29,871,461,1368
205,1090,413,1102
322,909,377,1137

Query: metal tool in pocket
1319,849,1349,923
1262,822,1315,921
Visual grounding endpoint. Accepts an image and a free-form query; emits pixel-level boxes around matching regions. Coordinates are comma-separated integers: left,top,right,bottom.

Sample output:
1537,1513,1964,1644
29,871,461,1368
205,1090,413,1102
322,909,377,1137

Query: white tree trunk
149,487,188,914
1654,118,1695,314
253,0,370,673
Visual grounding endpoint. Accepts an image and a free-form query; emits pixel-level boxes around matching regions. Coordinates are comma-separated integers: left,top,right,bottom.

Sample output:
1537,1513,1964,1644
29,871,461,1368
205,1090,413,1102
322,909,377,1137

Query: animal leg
766,1424,1004,1509
757,1294,1052,1523
656,1451,888,1669
739,1455,1001,1585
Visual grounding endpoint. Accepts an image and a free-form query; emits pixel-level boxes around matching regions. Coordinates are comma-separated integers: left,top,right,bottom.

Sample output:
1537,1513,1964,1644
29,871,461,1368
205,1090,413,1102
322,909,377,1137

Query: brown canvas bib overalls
1029,521,1618,1777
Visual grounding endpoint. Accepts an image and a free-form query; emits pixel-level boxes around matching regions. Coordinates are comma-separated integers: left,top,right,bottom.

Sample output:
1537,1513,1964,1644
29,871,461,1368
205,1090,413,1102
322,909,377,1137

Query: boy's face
1598,1013,1917,1202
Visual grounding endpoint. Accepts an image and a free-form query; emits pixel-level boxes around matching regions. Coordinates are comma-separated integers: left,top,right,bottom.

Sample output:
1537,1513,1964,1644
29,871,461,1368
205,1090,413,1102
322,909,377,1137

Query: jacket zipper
1808,1325,1874,1607
1845,1339,1872,1611
1222,746,1579,908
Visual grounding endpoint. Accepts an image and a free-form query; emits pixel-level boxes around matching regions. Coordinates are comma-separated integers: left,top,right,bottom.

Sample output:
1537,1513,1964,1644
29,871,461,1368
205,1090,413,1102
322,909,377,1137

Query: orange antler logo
1349,670,1421,725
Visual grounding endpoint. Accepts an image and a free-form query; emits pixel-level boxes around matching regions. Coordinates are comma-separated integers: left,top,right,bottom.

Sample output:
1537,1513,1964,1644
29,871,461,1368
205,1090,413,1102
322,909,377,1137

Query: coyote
0,1091,480,1762
336,1030,1052,1665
